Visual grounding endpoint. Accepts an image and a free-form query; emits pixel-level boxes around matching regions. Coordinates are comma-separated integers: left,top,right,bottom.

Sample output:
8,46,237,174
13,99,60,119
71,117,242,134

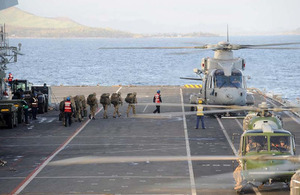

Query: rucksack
111,93,119,105
125,93,136,103
100,93,111,104
87,94,94,105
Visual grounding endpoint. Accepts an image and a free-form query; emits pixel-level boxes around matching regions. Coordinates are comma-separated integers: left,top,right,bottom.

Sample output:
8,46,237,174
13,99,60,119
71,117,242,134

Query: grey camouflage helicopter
99,40,300,107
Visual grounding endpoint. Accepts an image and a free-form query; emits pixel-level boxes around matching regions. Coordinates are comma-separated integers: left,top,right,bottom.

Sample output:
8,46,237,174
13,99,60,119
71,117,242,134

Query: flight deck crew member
31,93,38,120
195,99,205,129
126,92,137,117
153,90,162,113
63,96,73,127
22,95,29,124
8,72,13,86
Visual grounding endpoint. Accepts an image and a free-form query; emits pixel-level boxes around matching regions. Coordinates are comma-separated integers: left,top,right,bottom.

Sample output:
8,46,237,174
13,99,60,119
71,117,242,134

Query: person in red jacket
153,90,162,113
8,72,13,86
63,96,73,127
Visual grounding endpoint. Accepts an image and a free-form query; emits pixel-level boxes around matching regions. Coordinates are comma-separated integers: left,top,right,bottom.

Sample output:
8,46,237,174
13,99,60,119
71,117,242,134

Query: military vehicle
0,24,22,128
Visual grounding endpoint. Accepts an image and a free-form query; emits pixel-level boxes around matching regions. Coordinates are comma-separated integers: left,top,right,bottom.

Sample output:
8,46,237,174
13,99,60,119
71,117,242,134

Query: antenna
227,24,229,42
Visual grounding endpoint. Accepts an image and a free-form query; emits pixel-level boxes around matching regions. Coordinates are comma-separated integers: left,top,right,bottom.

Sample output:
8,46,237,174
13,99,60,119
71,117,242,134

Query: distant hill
0,7,218,38
0,7,136,38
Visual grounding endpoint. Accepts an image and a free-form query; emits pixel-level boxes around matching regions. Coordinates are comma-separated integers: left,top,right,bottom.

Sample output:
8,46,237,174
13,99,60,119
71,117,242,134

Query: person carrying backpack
125,92,137,117
111,92,123,118
87,93,98,120
100,93,111,119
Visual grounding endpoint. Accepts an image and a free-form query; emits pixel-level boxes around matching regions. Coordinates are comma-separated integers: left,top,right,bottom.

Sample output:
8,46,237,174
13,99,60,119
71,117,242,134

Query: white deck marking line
11,87,122,195
143,103,149,112
284,111,300,124
34,175,189,179
235,118,243,130
180,88,197,195
216,117,238,156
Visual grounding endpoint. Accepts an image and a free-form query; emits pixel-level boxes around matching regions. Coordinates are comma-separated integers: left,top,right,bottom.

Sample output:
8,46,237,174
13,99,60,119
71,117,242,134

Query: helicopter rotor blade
131,109,247,119
49,156,239,166
167,50,207,55
98,46,208,50
49,155,300,166
179,77,202,81
240,42,300,48
136,103,247,108
136,103,300,112
243,47,300,50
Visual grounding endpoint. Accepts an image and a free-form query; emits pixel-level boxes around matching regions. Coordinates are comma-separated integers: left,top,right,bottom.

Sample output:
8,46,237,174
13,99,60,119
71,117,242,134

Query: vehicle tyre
7,114,14,129
17,109,23,123
45,99,48,112
39,104,44,114
14,114,18,127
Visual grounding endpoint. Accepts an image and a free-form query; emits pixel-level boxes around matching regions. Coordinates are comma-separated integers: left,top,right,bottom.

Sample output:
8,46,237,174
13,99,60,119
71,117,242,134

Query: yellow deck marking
184,84,202,88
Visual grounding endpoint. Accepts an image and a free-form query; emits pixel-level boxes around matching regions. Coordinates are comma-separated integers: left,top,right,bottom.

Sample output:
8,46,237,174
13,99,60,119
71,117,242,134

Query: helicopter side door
205,74,215,104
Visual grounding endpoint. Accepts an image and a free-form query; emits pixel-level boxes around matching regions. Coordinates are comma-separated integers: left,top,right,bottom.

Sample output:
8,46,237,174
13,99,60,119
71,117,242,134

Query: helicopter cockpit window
245,136,268,153
214,69,243,88
270,136,292,153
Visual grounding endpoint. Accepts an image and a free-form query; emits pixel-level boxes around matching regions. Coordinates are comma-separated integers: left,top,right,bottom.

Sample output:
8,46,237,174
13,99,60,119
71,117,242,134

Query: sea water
8,36,300,100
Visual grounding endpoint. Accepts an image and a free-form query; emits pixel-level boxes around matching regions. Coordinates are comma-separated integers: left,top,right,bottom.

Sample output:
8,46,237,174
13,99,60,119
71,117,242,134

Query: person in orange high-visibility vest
195,98,205,129
63,96,73,127
8,72,13,86
153,90,162,113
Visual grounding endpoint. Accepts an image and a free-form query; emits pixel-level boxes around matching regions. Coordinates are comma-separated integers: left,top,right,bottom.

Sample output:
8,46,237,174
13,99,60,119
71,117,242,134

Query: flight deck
0,86,299,195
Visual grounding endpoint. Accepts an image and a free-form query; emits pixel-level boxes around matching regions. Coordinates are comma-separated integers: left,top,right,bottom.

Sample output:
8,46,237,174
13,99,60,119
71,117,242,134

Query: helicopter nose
226,94,233,100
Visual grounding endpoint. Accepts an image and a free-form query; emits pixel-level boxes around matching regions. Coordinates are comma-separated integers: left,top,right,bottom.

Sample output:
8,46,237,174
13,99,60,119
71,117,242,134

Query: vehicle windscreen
14,83,26,92
245,135,268,153
214,69,243,88
270,136,292,153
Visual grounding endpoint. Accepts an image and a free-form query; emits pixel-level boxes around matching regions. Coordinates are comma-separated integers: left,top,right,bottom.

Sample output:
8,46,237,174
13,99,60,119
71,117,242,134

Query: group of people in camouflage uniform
59,92,138,126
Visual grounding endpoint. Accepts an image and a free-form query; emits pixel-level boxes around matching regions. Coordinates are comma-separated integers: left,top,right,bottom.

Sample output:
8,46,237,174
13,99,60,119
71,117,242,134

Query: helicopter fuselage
239,129,296,183
198,50,248,106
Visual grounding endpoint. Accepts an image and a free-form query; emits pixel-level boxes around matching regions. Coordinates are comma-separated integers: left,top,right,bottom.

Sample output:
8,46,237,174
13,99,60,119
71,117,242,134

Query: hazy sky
16,0,300,34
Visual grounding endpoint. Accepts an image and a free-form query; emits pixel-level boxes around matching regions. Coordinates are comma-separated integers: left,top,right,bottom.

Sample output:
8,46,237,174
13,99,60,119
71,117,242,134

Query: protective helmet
66,96,70,101
157,90,160,93
279,137,285,143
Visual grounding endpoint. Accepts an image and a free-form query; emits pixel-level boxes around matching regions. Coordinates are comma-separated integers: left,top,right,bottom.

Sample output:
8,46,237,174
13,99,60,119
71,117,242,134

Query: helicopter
232,102,298,193
98,39,300,107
